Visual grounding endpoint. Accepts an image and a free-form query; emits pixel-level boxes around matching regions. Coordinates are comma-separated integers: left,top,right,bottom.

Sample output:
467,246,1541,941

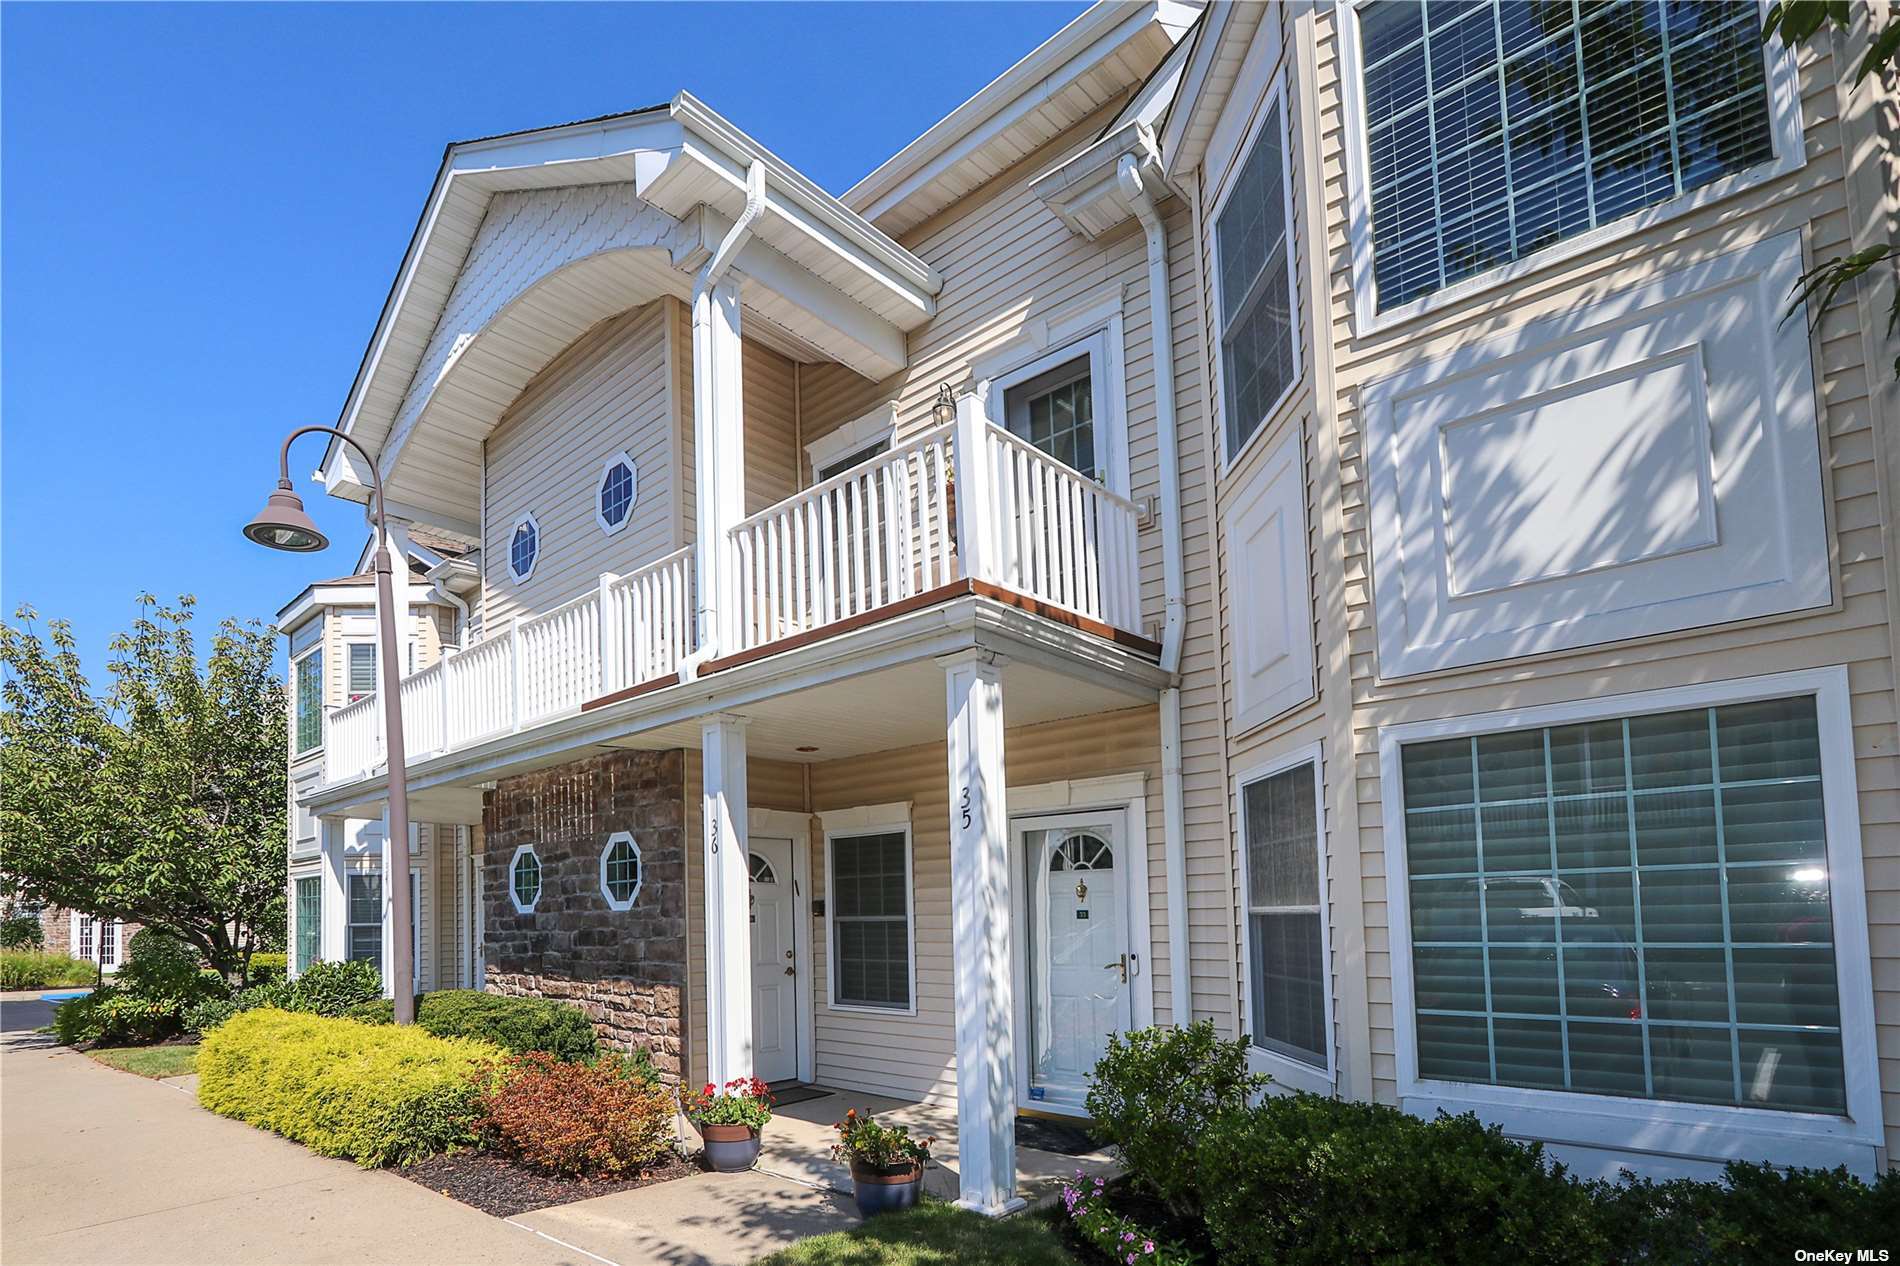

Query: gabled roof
843,0,1202,239
1157,0,1272,180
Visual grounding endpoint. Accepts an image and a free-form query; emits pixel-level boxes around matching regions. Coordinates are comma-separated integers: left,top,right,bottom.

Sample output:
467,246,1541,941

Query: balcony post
598,572,620,696
952,391,996,585
693,278,746,656
509,617,524,732
437,647,453,756
700,712,753,1085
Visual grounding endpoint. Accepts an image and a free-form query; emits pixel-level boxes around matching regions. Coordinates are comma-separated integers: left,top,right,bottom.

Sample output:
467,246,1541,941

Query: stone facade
482,748,687,1078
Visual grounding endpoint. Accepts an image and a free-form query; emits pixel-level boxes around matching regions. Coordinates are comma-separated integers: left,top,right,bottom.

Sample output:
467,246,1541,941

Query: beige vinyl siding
796,105,1227,1028
1309,8,1900,1153
482,301,678,628
433,825,466,989
804,705,1164,1105
743,341,800,515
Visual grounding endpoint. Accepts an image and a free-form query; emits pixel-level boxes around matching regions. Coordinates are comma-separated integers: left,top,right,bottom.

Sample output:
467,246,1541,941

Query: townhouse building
279,0,1899,1212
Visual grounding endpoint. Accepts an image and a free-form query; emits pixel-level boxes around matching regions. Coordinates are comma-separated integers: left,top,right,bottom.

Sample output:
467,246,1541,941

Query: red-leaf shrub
477,1051,675,1177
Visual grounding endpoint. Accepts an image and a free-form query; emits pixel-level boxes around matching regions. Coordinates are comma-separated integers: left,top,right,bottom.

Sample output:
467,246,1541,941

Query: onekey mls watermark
1794,1252,1891,1263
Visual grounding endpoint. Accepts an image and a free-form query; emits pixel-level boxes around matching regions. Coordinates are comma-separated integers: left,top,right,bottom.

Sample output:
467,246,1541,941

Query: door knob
784,965,795,977
1103,954,1128,984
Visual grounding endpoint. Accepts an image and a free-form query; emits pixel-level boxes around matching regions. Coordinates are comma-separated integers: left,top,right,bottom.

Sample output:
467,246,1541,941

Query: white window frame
344,639,377,703
1377,666,1883,1172
976,291,1131,498
806,403,897,482
508,844,543,915
820,804,918,1017
1335,0,1808,339
507,511,541,582
293,873,322,975
595,452,639,536
291,647,324,756
1207,75,1304,474
599,831,644,911
1234,742,1335,1094
346,869,383,968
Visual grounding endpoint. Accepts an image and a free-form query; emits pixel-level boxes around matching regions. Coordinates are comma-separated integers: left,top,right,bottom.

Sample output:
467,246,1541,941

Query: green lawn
754,1202,1077,1266
87,1044,199,1079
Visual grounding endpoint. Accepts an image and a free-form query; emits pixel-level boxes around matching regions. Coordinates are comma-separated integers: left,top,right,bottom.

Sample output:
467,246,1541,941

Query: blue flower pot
851,1163,924,1217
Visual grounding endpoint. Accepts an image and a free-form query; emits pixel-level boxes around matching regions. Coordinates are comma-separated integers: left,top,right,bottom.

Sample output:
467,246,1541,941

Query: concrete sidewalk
0,1010,584,1266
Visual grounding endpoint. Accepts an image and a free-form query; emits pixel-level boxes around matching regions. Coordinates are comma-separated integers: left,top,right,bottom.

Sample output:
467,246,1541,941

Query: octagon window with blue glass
509,513,539,581
596,453,638,535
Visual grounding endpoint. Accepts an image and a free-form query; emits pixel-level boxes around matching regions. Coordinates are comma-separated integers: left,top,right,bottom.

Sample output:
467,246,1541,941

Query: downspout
680,160,767,683
427,582,469,650
1119,147,1194,1026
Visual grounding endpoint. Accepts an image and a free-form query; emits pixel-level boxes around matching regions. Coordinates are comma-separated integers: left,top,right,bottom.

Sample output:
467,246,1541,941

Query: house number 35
959,787,972,829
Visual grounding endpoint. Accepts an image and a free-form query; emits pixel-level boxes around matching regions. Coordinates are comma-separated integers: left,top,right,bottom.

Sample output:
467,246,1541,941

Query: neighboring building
18,901,135,975
278,0,1899,1211
277,528,482,993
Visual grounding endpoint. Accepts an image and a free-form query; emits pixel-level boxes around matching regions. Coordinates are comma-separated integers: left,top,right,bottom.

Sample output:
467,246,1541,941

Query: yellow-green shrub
197,1009,499,1167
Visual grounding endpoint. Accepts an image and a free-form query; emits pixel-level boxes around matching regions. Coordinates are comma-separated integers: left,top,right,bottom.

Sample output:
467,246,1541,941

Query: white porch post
692,277,746,656
701,713,753,1085
318,815,348,964
941,649,1022,1216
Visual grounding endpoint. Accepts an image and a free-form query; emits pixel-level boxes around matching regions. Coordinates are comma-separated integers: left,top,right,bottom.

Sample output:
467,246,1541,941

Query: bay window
294,876,321,973
1213,87,1299,461
294,650,322,754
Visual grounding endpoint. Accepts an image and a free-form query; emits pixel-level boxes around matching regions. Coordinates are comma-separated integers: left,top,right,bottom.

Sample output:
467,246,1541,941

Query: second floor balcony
322,409,1148,788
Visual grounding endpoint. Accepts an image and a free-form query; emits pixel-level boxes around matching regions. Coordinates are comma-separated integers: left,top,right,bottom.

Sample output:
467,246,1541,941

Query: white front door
1014,813,1133,1111
748,837,799,1083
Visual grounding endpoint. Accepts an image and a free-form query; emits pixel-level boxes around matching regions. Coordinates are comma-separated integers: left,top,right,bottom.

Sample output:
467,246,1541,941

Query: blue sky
1,0,1085,674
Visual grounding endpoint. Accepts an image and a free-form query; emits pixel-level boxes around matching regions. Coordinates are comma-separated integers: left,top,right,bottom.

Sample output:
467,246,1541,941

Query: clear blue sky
1,1,1085,674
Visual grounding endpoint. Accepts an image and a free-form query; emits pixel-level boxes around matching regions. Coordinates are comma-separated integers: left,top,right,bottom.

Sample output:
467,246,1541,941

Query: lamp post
244,426,416,1024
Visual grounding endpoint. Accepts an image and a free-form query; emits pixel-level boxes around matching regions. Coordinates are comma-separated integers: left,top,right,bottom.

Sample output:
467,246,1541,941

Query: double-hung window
294,876,321,973
1352,0,1780,312
1393,687,1857,1117
346,643,376,702
1214,90,1299,461
347,872,382,969
827,829,913,1012
1239,751,1330,1079
294,650,323,754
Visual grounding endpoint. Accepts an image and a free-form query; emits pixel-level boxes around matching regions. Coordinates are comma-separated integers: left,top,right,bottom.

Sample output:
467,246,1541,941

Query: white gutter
680,161,767,684
1118,147,1193,1025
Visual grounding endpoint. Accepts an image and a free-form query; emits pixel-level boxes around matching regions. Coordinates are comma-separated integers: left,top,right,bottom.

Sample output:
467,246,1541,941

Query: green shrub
1,912,45,950
1085,1021,1265,1217
247,952,288,985
197,1009,498,1167
286,959,381,1016
184,997,239,1035
52,986,195,1045
344,990,601,1062
478,1050,675,1177
0,950,98,989
1593,1161,1899,1265
1196,1094,1606,1266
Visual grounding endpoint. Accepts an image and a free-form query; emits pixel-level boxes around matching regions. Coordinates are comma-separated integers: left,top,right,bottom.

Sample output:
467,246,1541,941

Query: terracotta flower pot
849,1160,925,1217
698,1122,762,1172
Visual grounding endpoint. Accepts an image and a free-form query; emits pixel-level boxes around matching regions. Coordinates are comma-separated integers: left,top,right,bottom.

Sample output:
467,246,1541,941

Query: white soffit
1031,122,1171,241
1363,231,1831,678
1158,0,1270,181
845,0,1202,238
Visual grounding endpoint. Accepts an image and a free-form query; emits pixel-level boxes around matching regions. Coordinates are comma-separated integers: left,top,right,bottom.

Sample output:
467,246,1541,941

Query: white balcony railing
321,407,1143,788
324,548,697,785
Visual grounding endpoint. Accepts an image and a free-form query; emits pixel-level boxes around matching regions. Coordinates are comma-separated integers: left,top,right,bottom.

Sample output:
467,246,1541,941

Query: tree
0,595,287,984
1767,1,1900,376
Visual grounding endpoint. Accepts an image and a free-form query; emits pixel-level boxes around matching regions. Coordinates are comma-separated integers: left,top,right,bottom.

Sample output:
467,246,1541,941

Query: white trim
598,831,644,911
1335,0,1809,339
805,403,898,479
1376,667,1884,1175
750,807,816,1084
1233,742,1336,1095
507,843,542,915
977,319,1132,499
507,511,541,582
1207,73,1303,474
291,645,325,758
821,810,918,1018
594,452,639,537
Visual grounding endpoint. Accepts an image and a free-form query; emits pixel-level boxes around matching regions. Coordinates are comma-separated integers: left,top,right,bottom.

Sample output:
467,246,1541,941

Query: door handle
1103,954,1128,984
784,965,795,977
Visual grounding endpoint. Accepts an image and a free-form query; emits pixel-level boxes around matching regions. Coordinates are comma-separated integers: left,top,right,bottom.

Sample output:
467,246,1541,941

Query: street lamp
245,425,416,1024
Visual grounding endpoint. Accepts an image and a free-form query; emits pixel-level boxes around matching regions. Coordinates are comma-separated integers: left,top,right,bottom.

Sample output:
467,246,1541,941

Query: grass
87,1044,199,1079
753,1201,1077,1265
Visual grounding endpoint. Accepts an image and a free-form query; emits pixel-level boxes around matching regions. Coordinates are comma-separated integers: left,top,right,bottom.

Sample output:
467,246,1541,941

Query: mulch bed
397,1148,698,1217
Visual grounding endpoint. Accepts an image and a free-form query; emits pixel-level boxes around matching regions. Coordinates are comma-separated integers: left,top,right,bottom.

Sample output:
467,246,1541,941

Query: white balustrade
516,590,601,726
603,547,695,691
444,633,513,748
974,423,1142,632
728,424,958,652
326,693,382,783
399,660,446,759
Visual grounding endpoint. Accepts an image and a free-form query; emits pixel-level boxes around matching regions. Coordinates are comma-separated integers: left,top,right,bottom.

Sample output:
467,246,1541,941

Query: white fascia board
1030,122,1172,240
661,93,941,305
846,0,1201,227
444,110,677,179
1157,0,1270,181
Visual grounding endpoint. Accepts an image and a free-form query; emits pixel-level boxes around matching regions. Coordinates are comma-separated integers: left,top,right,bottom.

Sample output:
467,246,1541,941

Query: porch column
701,713,753,1085
318,815,349,964
692,278,746,656
941,650,1023,1216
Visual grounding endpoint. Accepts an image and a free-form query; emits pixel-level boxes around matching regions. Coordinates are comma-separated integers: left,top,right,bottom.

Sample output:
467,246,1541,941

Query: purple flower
1143,1242,1156,1254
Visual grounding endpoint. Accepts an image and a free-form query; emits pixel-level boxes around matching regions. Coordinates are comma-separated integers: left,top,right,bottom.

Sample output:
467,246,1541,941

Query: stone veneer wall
482,748,687,1079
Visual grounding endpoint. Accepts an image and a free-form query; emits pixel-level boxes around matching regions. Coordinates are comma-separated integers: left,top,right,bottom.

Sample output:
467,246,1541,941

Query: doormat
767,1084,834,1108
1016,1115,1100,1156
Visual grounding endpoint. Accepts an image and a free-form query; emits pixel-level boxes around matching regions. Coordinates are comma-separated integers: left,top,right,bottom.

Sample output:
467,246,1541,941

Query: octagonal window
600,832,643,910
597,453,638,535
509,513,540,581
509,845,542,913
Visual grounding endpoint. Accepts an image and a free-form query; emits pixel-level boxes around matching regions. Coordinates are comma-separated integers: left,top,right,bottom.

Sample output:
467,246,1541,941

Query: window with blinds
1356,0,1777,310
347,643,376,702
1004,356,1098,481
829,831,912,1010
295,876,321,973
294,651,322,754
1242,759,1328,1069
1215,94,1298,458
347,873,382,969
1398,695,1845,1114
